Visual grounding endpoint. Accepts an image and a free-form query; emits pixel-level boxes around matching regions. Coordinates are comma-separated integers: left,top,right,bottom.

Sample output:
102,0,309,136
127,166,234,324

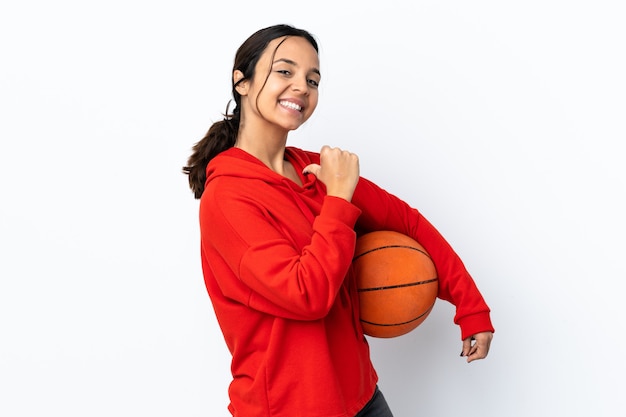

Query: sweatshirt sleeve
201,180,362,321
351,177,495,340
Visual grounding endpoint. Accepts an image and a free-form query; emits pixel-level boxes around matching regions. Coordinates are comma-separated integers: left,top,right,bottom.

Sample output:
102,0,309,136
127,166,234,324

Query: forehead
262,36,320,67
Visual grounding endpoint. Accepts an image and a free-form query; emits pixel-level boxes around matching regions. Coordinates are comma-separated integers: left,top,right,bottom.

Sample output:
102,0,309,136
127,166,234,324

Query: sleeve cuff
457,311,495,340
320,196,362,228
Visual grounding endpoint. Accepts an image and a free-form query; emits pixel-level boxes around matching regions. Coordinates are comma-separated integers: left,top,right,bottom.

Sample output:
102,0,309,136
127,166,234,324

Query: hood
204,146,324,225
205,146,318,189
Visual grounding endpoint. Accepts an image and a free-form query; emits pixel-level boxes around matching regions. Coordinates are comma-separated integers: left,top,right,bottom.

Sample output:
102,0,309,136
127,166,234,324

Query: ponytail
182,104,240,199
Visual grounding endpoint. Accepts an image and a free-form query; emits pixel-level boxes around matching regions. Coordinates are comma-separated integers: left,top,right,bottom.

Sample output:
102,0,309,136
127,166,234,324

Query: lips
279,100,303,112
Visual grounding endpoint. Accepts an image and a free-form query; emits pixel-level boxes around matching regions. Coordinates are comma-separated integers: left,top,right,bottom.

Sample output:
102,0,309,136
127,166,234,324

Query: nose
291,76,309,95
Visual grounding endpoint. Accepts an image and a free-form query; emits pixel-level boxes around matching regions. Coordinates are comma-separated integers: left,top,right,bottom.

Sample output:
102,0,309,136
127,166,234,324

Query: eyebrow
273,58,321,76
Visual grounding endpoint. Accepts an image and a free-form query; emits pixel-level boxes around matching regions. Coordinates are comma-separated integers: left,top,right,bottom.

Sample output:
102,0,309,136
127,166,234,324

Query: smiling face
235,36,321,134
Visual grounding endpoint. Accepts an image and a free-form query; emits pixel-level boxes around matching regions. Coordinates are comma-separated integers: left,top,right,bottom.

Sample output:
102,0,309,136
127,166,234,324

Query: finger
460,336,473,357
466,338,490,363
302,163,321,176
468,342,479,358
466,347,486,363
319,145,332,156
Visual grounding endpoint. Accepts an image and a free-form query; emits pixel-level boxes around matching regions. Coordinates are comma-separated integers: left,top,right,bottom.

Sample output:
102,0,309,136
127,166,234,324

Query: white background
1,1,624,416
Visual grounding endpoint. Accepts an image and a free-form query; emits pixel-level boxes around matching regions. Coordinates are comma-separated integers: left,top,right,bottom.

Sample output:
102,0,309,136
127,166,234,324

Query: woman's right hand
303,145,360,202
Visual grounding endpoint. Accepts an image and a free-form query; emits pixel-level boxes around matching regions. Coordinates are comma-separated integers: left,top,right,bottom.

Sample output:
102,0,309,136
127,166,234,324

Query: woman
183,24,494,417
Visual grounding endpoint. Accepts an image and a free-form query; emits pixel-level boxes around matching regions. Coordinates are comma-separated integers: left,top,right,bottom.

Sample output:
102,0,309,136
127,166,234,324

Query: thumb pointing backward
302,164,321,177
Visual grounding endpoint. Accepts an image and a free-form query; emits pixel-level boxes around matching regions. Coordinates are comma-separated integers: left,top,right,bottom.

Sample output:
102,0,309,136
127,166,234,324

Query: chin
281,121,305,131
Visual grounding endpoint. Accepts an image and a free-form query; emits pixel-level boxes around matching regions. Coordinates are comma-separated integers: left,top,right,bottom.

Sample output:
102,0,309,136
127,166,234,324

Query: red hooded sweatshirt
199,146,494,417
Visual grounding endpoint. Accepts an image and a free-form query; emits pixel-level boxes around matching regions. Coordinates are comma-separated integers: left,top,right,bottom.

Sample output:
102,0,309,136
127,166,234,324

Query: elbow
303,302,334,321
293,295,335,321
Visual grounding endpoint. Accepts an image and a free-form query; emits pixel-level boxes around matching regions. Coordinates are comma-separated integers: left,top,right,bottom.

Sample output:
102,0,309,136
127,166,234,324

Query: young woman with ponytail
183,24,494,417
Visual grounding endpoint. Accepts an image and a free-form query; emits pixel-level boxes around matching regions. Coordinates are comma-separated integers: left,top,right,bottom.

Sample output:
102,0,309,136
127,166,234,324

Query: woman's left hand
460,331,493,363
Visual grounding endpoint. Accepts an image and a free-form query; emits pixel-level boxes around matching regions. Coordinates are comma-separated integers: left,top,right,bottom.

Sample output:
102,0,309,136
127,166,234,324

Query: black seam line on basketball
357,277,438,292
353,245,432,261
361,304,435,326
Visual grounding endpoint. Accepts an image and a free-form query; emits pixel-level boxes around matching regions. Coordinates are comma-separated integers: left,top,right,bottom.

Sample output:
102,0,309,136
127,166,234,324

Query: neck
235,127,289,175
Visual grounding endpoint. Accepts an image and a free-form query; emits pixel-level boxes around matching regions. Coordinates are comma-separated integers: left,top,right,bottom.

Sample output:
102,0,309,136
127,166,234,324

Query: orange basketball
353,230,438,338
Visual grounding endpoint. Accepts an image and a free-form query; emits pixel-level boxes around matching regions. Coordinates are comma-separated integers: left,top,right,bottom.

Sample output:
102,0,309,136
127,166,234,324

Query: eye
307,78,320,88
276,69,291,76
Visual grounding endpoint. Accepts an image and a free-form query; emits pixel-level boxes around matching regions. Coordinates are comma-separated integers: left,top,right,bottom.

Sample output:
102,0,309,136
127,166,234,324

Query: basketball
353,230,438,338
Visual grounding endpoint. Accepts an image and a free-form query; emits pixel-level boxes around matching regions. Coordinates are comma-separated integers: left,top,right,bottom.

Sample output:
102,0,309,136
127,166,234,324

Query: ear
233,70,248,95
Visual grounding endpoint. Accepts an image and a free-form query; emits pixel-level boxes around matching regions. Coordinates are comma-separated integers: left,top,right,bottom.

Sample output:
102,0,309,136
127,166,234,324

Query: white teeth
280,101,302,111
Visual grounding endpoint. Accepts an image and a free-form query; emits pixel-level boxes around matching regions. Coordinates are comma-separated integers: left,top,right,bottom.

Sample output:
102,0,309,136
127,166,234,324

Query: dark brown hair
182,24,319,199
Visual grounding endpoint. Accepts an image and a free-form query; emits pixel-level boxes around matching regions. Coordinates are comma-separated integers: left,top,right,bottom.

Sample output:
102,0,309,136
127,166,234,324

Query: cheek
307,94,319,114
249,90,274,114
256,84,281,105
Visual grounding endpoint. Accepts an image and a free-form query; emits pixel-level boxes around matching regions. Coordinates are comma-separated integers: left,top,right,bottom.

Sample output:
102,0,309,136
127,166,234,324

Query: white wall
1,1,624,416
